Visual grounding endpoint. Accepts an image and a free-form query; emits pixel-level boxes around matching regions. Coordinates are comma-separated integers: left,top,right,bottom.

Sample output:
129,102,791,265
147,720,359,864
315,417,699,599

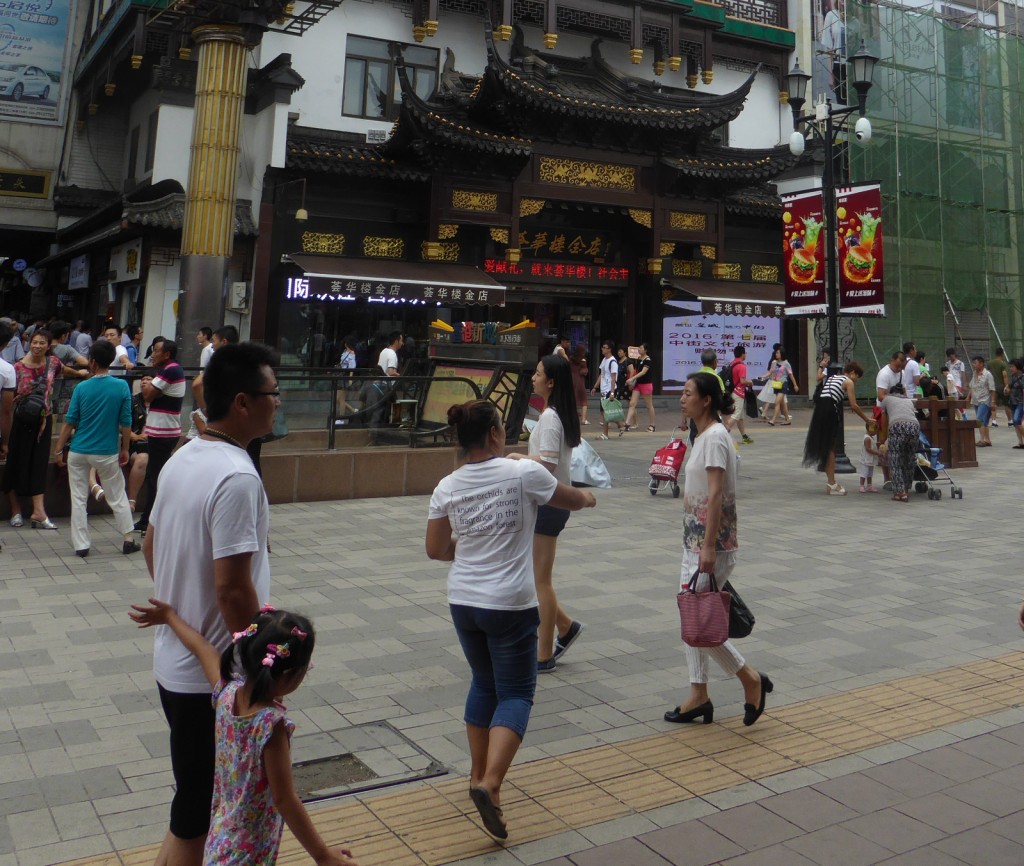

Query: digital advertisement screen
421,365,496,425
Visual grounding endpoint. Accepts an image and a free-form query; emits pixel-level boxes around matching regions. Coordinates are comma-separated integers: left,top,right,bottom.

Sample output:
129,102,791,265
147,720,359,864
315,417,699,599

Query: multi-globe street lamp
786,41,879,472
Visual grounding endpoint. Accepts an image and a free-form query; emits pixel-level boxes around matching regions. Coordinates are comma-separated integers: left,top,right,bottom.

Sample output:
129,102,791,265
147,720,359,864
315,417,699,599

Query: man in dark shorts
144,342,278,865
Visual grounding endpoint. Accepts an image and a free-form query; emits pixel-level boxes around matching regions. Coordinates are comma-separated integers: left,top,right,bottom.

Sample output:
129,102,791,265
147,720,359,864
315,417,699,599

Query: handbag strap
686,569,719,593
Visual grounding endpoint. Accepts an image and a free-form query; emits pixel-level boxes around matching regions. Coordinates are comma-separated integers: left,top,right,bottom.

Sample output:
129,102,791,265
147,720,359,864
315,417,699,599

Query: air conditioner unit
227,281,249,312
365,128,387,143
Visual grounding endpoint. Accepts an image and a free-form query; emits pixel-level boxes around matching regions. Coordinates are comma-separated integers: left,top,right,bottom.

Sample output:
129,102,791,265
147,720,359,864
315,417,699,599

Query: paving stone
638,821,744,865
759,787,859,832
699,802,803,850
892,792,995,834
839,808,945,854
932,826,1024,866
782,824,894,866
906,747,1001,783
568,838,670,866
809,774,906,813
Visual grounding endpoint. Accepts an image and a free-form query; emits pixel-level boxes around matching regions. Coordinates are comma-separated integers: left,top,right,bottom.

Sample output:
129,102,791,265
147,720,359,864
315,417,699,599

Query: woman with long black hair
519,354,586,672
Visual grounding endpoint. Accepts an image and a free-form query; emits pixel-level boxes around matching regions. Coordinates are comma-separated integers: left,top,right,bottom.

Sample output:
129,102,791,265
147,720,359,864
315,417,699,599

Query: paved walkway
2,409,1023,865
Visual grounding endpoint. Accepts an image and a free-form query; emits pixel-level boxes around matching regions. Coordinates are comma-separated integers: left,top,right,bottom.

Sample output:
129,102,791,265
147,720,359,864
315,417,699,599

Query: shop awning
665,280,785,318
287,255,507,306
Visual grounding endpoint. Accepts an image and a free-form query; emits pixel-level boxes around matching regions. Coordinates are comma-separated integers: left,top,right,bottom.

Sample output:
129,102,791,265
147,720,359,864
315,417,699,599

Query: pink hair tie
261,653,275,667
267,643,290,658
290,627,308,640
259,603,276,614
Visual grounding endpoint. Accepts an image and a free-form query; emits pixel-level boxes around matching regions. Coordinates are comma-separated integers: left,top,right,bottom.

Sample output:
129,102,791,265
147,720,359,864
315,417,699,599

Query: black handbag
13,375,48,425
723,580,755,639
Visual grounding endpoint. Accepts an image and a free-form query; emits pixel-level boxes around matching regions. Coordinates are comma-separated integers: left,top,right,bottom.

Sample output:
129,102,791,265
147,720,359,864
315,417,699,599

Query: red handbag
677,570,731,647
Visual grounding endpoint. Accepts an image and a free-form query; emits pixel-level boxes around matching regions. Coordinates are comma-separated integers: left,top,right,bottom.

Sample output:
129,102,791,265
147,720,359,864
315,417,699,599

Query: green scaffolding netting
845,0,1024,372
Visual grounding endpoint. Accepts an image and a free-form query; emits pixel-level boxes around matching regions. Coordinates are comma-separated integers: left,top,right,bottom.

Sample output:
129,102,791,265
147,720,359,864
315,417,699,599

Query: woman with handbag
4,330,62,530
766,348,798,426
664,372,772,727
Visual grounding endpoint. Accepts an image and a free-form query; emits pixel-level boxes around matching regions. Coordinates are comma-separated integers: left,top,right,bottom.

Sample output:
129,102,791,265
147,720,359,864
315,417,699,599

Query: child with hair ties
130,602,360,866
859,419,883,493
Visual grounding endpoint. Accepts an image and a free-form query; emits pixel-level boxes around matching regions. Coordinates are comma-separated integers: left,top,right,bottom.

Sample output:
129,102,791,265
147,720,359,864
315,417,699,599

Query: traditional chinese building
250,0,803,382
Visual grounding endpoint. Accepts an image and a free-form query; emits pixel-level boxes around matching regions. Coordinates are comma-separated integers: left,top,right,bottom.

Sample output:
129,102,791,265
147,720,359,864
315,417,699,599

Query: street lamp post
786,41,878,473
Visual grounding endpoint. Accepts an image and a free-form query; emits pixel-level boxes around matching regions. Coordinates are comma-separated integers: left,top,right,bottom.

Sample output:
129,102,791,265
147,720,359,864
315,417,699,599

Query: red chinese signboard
836,183,885,316
782,189,827,317
484,259,629,283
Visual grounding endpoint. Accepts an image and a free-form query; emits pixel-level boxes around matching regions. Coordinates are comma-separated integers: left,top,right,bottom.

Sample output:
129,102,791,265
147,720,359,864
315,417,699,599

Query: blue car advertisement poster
0,0,72,124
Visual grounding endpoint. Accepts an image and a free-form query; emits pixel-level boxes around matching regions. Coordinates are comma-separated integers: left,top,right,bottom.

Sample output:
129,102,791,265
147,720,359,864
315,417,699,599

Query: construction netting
844,0,1024,368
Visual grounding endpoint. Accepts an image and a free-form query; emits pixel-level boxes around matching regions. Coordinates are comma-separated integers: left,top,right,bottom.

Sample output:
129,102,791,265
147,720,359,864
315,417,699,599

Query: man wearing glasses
143,342,279,866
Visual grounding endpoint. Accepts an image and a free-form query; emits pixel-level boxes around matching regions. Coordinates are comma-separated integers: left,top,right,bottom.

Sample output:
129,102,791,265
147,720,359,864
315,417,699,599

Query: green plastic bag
601,396,625,425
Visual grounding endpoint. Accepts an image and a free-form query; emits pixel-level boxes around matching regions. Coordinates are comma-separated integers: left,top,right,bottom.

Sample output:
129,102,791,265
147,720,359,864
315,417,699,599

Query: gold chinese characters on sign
421,241,460,262
712,263,742,281
301,232,345,254
670,211,708,231
751,264,780,283
673,259,702,278
363,237,405,258
517,230,608,258
539,157,636,192
452,190,498,211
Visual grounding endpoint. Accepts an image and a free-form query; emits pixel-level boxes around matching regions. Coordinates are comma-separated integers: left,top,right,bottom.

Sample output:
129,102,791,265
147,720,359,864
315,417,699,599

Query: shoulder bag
13,371,49,425
677,570,731,647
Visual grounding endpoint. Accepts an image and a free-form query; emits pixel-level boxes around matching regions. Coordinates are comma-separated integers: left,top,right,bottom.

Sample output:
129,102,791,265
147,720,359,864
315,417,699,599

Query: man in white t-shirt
946,348,967,396
377,330,403,377
875,351,905,408
0,322,17,461
197,326,214,369
100,325,135,374
590,341,621,438
901,341,921,398
145,341,278,865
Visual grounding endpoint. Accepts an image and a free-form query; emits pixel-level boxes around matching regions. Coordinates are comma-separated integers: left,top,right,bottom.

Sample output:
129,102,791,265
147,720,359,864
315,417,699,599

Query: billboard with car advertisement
0,0,73,124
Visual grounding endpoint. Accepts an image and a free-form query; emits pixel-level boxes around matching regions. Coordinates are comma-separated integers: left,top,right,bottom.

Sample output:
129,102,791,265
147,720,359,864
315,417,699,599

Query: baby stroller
648,432,686,497
912,430,963,500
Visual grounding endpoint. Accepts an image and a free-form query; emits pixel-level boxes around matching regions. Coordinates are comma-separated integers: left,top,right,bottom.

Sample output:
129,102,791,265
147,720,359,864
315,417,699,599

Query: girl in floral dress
130,601,360,866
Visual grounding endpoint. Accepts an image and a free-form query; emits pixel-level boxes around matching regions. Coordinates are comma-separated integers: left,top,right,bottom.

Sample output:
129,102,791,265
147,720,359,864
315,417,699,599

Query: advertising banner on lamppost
836,182,885,316
782,189,828,317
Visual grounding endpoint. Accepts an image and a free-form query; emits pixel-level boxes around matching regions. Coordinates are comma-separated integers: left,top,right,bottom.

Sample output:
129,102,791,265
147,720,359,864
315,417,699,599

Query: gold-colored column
180,24,248,257
177,24,249,366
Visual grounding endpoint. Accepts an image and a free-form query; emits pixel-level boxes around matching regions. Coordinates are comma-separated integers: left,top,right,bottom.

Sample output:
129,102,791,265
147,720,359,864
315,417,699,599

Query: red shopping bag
677,570,731,648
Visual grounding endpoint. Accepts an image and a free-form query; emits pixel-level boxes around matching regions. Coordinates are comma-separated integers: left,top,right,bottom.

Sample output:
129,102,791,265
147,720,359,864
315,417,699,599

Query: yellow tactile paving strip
62,652,1024,866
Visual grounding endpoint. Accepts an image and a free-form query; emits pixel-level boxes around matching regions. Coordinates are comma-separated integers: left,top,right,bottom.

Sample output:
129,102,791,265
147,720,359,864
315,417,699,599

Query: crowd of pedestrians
5,313,1023,855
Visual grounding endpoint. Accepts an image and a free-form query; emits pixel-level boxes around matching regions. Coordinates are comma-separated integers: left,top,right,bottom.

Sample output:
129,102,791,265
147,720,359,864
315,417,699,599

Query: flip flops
469,787,508,839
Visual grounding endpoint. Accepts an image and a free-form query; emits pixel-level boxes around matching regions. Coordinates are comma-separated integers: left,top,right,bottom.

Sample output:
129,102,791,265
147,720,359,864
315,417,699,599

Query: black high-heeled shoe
743,673,773,726
664,701,714,724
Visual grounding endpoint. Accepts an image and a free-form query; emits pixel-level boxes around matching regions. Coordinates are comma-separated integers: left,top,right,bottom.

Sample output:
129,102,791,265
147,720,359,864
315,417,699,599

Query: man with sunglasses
143,342,279,866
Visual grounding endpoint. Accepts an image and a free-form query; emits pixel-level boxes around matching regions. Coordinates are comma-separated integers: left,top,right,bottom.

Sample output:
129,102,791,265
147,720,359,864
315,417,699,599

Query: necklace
204,428,244,449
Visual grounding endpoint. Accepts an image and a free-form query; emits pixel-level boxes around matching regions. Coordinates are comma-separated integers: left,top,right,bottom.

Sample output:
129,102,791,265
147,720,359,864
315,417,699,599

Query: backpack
720,361,736,395
14,374,48,425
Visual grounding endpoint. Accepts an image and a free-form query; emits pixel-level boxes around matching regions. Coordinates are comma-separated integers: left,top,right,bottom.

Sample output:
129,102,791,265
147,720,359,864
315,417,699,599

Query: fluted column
177,24,248,366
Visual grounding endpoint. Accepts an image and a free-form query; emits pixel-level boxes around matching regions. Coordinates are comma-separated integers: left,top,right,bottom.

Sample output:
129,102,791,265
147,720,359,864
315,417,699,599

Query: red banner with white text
782,189,827,317
836,183,885,316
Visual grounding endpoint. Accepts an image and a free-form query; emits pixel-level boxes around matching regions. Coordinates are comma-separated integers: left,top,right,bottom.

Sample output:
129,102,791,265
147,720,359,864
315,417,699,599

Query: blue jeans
976,403,992,427
1013,404,1023,427
450,604,540,739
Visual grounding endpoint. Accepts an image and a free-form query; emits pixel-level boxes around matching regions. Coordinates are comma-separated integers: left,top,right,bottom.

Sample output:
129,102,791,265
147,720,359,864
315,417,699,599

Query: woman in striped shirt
802,361,872,495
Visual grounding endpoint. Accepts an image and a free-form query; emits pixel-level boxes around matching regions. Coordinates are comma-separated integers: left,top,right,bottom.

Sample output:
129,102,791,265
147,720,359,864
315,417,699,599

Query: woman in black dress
803,360,871,495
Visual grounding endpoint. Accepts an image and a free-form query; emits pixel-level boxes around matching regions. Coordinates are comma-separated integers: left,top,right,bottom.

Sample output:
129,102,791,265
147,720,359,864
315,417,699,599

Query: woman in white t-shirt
427,400,595,840
664,372,773,728
526,354,586,673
